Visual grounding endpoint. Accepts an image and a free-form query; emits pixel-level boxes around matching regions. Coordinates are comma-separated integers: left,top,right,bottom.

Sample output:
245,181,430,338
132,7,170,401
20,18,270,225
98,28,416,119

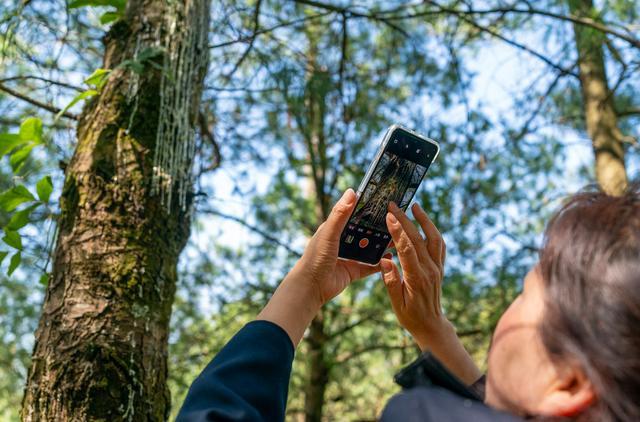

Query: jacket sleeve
176,320,295,422
380,386,522,422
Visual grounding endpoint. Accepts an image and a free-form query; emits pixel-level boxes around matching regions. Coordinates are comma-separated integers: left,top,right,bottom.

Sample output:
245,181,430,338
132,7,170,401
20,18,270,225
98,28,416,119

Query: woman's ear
538,363,596,417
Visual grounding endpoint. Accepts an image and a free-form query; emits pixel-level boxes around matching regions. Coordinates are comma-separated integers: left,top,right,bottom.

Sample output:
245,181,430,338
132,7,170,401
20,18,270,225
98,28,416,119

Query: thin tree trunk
21,0,210,420
302,45,332,419
568,0,627,195
305,312,329,422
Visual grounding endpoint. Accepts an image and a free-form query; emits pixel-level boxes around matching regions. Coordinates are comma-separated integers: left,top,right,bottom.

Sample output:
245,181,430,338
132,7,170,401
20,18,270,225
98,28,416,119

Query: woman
177,186,640,421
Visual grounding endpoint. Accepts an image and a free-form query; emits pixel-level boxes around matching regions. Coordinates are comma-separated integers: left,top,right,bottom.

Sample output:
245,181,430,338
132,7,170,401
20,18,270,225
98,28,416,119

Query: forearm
413,317,482,385
256,263,322,347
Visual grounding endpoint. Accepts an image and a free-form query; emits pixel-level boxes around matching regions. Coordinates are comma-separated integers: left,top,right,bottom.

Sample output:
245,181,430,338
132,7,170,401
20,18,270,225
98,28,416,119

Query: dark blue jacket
176,320,521,421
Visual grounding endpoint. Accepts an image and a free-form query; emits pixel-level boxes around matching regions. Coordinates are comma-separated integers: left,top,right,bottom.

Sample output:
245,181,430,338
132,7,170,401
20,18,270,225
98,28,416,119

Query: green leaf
7,251,20,276
99,11,121,24
6,204,39,231
0,251,7,266
39,273,49,286
9,143,35,173
55,89,98,121
19,117,43,143
36,175,53,203
84,68,111,90
0,133,25,156
136,47,163,62
0,185,36,212
117,59,145,75
3,230,22,250
69,0,126,12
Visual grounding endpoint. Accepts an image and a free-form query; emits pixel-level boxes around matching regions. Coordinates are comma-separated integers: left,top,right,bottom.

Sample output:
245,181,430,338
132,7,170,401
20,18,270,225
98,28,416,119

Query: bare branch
455,14,578,78
292,0,410,37
197,110,221,171
223,0,262,80
0,75,84,92
209,12,332,49
392,1,640,50
618,108,640,118
0,82,79,120
200,208,303,257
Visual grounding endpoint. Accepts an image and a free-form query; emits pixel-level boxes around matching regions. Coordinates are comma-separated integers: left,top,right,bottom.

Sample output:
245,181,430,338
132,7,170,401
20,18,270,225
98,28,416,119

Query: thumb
380,258,404,310
320,188,357,242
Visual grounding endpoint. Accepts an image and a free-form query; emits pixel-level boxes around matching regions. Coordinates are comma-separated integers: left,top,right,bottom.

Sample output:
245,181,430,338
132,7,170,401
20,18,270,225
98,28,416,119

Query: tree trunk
21,0,210,420
302,46,332,419
568,0,627,195
305,312,329,422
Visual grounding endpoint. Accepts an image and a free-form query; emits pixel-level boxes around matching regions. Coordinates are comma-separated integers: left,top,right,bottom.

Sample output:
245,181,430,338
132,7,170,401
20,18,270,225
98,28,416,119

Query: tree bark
568,0,627,195
21,0,210,420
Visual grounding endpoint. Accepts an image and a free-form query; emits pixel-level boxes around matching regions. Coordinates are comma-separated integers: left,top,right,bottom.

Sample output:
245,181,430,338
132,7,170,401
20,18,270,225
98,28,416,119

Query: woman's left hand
294,188,384,305
257,188,383,346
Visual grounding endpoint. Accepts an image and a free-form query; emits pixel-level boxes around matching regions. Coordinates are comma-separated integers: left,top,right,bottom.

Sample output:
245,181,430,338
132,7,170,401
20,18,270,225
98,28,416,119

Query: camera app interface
339,131,437,264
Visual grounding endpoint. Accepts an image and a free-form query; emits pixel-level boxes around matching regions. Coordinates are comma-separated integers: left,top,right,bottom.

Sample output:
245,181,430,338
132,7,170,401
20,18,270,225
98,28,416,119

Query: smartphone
338,124,439,265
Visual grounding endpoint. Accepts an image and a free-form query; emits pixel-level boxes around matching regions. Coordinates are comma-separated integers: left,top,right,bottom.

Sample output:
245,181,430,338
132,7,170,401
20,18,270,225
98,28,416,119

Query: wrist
256,267,323,347
280,268,324,313
412,316,455,352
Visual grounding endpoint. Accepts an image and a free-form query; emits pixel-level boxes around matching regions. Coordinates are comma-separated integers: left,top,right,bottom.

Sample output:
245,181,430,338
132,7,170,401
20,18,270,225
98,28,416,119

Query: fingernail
341,188,355,205
387,212,398,225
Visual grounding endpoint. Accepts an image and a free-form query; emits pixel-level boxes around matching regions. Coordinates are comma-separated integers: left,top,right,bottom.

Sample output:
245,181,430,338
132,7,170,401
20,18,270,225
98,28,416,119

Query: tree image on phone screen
352,151,427,232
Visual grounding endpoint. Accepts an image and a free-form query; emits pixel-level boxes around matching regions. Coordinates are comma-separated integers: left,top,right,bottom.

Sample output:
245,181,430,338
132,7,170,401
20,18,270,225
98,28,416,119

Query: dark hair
538,183,640,421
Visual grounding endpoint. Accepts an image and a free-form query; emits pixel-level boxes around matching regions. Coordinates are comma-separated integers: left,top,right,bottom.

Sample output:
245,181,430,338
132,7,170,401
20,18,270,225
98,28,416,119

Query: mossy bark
21,1,209,420
568,0,628,195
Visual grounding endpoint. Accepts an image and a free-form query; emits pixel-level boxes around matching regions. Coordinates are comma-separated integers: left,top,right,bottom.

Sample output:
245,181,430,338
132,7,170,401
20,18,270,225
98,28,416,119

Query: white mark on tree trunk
152,0,210,212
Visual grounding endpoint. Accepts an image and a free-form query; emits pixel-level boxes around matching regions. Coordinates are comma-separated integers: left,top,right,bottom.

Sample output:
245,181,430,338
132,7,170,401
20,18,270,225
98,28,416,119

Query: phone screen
339,127,438,264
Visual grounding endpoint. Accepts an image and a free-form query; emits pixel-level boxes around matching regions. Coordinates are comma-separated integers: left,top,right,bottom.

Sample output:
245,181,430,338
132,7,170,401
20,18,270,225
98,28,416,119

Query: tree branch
393,1,640,50
0,82,79,120
454,13,578,78
618,108,640,118
291,0,410,37
223,0,262,80
0,75,84,92
209,12,332,49
200,208,303,257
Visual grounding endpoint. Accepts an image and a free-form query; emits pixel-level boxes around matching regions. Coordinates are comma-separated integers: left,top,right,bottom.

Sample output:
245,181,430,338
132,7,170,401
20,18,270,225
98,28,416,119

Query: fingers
318,188,356,242
411,202,445,273
388,202,430,265
380,258,404,312
386,211,422,279
341,258,381,281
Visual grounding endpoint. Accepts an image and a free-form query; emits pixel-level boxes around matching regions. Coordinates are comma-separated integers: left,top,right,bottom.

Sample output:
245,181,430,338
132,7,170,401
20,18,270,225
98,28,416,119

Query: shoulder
380,386,522,422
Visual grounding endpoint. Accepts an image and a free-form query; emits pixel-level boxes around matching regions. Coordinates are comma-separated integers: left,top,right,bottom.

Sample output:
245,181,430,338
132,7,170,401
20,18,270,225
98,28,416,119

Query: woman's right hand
381,201,482,385
380,201,449,350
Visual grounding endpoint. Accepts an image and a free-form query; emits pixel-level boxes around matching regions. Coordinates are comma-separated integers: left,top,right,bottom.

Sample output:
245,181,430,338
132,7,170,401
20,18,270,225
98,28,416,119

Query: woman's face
485,265,557,415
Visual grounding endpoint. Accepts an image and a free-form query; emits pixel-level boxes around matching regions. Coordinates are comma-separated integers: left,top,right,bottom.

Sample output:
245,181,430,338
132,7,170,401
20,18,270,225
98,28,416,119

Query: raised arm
177,189,382,421
381,201,482,385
